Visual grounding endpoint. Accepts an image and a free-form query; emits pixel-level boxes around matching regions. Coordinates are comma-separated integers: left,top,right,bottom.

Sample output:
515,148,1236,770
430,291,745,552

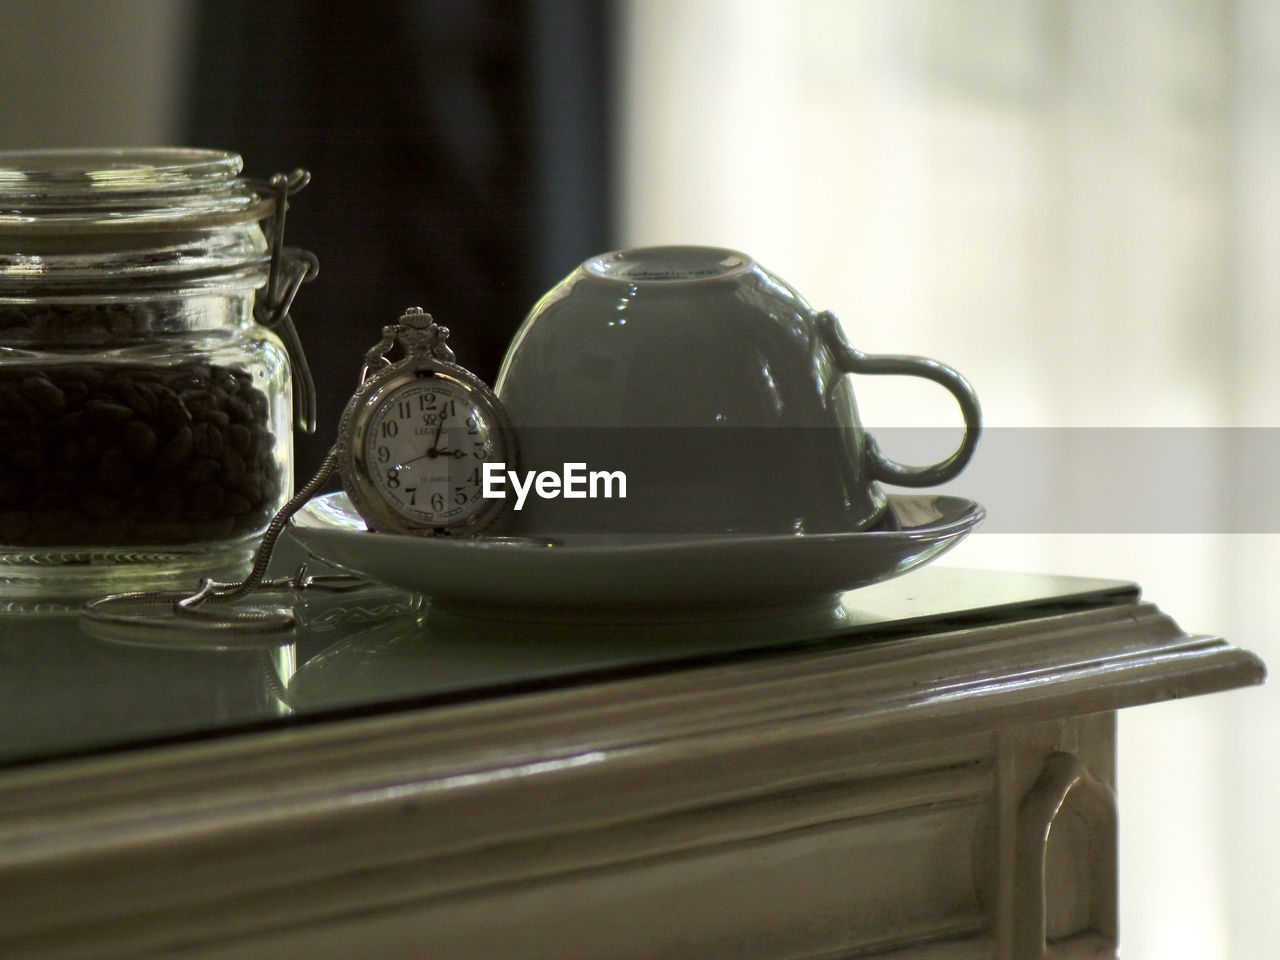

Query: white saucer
287,493,984,616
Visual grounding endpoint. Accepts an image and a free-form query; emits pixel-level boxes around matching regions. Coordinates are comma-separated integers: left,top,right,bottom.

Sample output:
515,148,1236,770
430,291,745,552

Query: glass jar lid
0,147,272,227
0,148,287,292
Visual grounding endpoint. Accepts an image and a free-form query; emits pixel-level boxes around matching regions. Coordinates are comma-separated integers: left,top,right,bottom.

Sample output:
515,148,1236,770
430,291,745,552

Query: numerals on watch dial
363,377,501,525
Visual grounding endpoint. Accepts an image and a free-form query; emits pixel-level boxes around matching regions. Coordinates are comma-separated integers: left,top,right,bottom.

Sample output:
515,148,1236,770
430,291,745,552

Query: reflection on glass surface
0,556,1135,770
0,615,297,765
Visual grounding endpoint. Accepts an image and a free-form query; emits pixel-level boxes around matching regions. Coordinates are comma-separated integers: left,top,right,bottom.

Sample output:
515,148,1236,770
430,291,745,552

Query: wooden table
0,566,1264,959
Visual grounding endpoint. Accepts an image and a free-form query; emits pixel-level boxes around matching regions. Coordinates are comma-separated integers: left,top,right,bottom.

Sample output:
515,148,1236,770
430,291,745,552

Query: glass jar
0,148,315,599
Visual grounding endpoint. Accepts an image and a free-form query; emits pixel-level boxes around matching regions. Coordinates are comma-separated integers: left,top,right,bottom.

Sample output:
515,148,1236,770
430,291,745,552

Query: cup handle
817,311,981,487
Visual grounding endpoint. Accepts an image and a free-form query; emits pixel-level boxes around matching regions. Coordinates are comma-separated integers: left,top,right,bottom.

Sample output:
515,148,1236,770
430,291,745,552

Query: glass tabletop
0,538,1137,770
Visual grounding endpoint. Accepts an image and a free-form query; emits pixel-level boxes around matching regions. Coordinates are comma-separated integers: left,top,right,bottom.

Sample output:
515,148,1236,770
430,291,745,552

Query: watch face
355,371,510,532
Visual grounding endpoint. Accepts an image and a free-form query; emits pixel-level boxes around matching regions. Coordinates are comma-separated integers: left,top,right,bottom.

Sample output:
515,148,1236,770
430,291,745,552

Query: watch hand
404,420,451,462
399,436,453,467
426,445,470,459
421,445,465,460
425,416,446,457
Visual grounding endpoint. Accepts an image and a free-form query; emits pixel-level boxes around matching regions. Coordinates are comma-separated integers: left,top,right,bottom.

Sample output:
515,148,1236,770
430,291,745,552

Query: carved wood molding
0,600,1262,958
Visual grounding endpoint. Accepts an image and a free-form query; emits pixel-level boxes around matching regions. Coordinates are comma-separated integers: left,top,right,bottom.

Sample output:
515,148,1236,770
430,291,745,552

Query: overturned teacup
492,245,979,536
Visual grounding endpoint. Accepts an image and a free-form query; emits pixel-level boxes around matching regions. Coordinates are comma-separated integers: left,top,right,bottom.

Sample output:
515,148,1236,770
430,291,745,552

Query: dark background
185,0,617,476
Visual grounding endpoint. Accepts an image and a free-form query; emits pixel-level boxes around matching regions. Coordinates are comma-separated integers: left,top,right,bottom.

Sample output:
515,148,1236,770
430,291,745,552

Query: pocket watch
82,307,519,632
337,306,517,536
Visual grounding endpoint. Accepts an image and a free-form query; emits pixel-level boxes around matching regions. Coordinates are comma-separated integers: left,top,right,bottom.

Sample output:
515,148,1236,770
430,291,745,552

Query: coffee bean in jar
0,358,280,547
0,148,314,599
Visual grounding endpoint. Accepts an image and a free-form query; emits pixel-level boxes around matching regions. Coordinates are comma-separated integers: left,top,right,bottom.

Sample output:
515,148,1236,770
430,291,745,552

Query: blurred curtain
618,2,1277,958
185,0,616,474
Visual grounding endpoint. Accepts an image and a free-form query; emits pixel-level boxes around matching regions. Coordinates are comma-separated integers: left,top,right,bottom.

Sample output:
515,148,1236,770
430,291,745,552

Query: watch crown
396,306,454,361
399,305,432,327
